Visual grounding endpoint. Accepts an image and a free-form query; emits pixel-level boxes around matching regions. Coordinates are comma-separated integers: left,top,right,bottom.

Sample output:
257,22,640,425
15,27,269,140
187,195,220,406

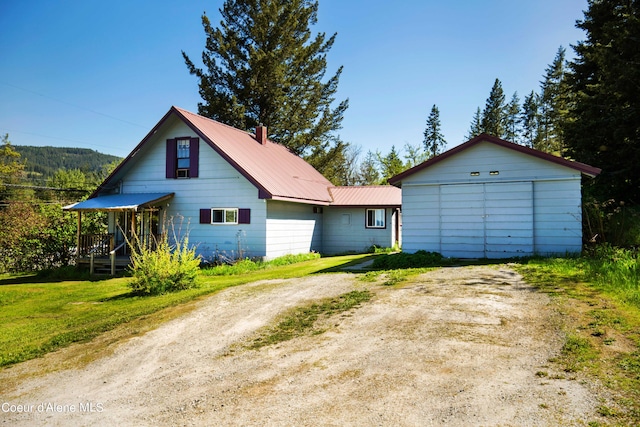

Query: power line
1,82,148,129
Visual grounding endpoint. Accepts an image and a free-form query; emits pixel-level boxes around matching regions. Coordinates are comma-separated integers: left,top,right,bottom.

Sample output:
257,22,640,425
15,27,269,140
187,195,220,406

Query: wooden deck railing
79,233,114,257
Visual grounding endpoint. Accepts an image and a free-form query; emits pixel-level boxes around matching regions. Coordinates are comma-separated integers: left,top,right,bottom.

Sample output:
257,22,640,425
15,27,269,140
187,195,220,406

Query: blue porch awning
63,193,174,211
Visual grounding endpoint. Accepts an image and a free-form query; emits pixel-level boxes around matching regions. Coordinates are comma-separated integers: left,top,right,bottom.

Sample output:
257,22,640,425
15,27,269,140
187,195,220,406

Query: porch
64,192,174,275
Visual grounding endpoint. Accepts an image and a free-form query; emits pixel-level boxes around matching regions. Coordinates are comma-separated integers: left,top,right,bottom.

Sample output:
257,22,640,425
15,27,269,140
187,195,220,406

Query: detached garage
389,134,601,258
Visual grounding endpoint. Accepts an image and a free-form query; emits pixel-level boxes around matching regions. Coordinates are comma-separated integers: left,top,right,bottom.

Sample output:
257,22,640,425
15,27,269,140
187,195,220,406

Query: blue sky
0,0,587,159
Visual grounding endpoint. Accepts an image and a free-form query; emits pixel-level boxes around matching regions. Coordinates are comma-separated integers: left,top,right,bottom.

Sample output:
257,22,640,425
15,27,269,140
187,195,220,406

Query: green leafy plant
127,217,200,295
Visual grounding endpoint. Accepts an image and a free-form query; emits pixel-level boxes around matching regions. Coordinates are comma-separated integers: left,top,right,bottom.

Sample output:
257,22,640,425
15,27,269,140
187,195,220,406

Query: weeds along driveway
2,266,602,426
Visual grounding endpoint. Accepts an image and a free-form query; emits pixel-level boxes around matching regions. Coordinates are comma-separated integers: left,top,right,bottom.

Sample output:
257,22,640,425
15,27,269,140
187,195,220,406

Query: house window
166,137,199,179
212,208,238,224
200,208,250,224
177,138,191,177
366,209,386,228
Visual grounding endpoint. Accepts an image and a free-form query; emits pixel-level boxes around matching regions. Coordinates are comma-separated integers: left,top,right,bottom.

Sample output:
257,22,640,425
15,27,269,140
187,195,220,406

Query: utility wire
1,82,148,129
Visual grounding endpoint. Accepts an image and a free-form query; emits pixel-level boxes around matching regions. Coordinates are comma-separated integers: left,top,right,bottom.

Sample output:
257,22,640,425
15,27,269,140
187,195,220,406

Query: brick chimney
256,124,267,145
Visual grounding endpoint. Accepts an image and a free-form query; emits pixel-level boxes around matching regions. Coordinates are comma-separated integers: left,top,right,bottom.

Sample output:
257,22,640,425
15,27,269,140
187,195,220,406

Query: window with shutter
167,137,199,179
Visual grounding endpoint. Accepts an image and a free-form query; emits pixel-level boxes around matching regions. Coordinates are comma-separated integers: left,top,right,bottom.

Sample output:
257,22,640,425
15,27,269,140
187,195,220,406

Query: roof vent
256,124,267,145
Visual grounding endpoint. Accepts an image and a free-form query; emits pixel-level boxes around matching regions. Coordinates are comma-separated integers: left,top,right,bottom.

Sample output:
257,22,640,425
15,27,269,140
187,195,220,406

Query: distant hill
14,146,122,183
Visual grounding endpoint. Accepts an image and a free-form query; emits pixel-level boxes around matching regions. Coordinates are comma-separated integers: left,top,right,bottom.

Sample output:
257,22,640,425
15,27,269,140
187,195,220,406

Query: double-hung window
366,208,386,228
176,139,191,177
166,137,199,179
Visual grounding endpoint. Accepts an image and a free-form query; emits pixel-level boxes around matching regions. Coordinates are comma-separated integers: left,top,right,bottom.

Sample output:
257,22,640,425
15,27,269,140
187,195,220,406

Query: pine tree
377,146,404,183
466,107,482,140
481,78,507,138
504,92,521,143
564,0,640,202
538,46,568,153
182,0,348,179
520,91,541,148
423,104,446,159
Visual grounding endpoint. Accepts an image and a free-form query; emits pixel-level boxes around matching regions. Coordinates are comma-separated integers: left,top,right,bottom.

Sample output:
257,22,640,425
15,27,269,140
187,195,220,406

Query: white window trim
211,208,238,225
366,208,386,229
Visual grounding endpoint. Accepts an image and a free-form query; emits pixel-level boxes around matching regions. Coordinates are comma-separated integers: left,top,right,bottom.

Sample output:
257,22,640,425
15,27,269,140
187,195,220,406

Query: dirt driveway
1,266,601,426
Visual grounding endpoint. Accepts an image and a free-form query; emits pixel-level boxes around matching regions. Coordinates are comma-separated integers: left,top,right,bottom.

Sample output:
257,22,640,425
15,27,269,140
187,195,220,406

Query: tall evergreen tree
466,107,482,140
377,146,404,183
182,0,349,179
504,92,521,143
564,0,640,202
481,78,507,138
520,91,541,148
538,46,568,153
423,104,446,159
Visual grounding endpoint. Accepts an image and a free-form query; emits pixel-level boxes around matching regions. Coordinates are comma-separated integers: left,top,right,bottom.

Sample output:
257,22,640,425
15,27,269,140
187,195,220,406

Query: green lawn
0,253,373,368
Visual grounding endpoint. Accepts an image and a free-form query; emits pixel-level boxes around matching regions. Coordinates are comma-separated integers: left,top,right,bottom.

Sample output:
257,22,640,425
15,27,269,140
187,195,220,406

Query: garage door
440,182,533,258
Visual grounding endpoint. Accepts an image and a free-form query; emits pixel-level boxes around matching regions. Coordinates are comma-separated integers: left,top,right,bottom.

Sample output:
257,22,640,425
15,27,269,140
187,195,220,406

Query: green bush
128,222,200,295
372,250,449,269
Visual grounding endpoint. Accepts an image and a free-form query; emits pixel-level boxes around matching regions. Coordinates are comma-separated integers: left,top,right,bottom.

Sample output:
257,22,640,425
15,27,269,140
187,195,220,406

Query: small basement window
470,171,480,176
366,209,386,228
490,170,499,175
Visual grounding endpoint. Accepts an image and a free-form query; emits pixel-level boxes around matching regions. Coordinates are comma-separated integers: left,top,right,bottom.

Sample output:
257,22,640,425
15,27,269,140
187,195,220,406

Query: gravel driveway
1,266,600,426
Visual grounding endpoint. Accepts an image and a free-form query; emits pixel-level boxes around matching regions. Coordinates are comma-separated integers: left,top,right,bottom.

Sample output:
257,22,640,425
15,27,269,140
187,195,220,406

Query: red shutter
166,139,177,178
238,208,251,224
199,209,211,224
189,137,199,178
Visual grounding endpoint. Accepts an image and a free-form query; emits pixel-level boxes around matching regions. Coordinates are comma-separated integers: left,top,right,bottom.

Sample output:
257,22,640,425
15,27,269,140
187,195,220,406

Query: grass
516,251,640,426
0,253,370,368
248,289,372,349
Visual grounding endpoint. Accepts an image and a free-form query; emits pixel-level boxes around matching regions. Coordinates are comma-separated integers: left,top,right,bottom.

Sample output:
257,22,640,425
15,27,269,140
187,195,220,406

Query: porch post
76,211,82,258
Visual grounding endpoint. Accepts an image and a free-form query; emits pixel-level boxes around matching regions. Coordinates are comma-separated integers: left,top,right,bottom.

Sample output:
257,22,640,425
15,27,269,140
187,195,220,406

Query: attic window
166,137,199,179
470,171,480,176
177,139,190,177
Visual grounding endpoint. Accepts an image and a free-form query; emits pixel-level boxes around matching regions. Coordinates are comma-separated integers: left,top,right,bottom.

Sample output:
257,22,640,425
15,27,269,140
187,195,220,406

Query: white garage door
440,182,533,258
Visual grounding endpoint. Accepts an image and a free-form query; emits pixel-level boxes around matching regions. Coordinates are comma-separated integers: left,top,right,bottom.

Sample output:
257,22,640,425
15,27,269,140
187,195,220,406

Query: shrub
372,250,449,269
128,218,200,295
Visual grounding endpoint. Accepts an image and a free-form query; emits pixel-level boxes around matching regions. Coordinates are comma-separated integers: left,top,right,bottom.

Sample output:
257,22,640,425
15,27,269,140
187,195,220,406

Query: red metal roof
91,107,403,207
329,186,401,207
389,133,602,186
175,107,334,204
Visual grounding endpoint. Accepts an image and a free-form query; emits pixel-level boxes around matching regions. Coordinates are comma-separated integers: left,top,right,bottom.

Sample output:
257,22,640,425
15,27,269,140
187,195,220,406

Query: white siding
117,119,267,260
400,141,584,258
534,179,583,255
265,200,322,259
322,207,396,254
401,185,440,254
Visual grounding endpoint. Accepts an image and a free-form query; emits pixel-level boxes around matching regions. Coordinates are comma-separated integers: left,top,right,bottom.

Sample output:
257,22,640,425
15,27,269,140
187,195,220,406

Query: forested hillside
14,146,121,183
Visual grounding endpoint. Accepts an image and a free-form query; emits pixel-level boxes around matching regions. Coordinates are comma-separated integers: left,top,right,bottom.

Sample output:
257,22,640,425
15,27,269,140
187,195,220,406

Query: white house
389,134,601,258
65,106,400,269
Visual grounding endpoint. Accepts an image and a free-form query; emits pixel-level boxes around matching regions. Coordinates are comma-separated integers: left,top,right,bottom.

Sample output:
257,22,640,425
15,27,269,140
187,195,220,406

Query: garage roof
389,133,601,186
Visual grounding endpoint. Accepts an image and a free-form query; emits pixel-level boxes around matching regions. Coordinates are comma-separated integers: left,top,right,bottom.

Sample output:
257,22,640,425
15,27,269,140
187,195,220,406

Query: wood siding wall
265,200,322,259
117,120,267,260
400,141,583,257
322,207,396,254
